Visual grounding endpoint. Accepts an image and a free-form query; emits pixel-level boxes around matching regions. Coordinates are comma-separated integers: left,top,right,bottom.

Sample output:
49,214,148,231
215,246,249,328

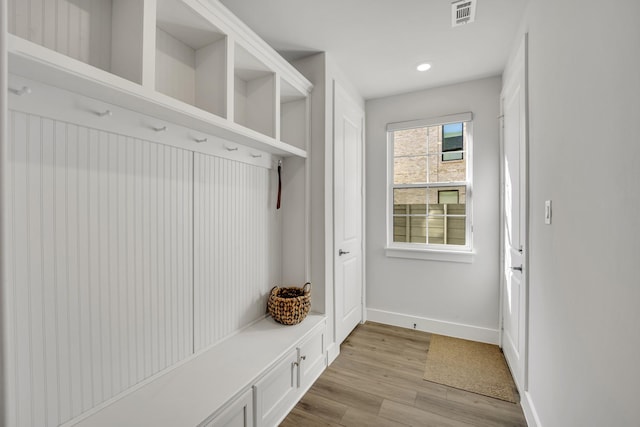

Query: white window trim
386,113,474,262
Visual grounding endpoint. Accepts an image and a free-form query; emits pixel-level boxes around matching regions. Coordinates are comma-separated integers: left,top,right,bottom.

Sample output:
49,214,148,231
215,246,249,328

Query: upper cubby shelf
156,0,227,118
6,0,147,84
234,43,276,138
280,78,308,151
6,0,312,159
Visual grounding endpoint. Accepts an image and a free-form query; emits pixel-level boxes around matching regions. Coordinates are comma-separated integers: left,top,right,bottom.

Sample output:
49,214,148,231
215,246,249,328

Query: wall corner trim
521,390,543,427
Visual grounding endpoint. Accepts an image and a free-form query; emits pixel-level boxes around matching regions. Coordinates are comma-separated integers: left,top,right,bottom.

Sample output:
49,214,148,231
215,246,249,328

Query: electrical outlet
413,323,417,329
545,200,552,225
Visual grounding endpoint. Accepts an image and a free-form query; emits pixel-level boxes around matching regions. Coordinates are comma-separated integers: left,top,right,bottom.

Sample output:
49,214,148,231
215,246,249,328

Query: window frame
385,112,474,262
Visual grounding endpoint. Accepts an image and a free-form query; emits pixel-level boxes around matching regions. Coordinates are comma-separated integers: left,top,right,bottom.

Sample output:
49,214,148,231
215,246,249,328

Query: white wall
514,1,640,426
365,77,502,343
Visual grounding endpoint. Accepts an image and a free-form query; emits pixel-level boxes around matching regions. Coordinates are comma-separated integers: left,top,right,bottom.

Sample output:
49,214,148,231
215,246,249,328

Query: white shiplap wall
5,111,194,426
7,0,113,72
4,107,281,426
193,154,272,351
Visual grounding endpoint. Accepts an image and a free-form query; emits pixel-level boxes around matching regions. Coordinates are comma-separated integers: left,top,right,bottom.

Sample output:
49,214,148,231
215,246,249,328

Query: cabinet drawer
253,350,298,427
201,388,254,427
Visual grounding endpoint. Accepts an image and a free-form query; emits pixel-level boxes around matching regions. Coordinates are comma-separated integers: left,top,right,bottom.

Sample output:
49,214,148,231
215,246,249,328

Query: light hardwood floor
280,322,527,427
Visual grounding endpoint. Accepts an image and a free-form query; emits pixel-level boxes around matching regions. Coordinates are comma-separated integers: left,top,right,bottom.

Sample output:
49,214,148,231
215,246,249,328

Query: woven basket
267,282,311,325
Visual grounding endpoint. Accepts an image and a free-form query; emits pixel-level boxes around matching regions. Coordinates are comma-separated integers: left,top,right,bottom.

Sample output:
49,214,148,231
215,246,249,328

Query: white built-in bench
70,314,327,427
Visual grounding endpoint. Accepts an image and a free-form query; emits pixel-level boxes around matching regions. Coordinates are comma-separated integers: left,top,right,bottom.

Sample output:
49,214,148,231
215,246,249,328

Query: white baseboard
366,308,500,345
326,342,340,365
521,390,542,427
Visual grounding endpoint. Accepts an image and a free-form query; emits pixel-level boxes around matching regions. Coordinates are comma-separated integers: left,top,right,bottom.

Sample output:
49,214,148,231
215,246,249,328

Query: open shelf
156,0,227,118
5,0,311,159
280,78,308,150
8,35,306,158
7,0,146,85
234,43,276,138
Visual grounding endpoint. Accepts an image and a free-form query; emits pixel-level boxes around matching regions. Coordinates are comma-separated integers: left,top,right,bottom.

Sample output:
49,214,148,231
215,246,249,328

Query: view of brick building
392,123,468,245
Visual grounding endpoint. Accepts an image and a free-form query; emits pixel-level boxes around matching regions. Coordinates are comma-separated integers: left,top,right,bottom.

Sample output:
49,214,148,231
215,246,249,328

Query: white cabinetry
67,315,326,427
297,323,327,391
254,351,299,427
202,389,254,427
254,324,326,427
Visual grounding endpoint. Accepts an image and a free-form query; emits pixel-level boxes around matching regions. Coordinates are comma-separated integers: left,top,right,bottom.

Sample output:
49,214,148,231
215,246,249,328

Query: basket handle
270,286,279,295
302,282,311,294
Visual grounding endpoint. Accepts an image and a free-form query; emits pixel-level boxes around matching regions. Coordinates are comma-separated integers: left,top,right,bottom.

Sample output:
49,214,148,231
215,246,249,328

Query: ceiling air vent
452,0,476,27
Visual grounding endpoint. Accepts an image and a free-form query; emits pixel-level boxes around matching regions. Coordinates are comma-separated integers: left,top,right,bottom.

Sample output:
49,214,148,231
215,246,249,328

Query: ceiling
219,0,528,100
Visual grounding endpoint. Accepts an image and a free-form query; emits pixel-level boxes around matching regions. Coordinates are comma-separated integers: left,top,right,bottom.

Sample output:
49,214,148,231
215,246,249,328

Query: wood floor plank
414,390,527,427
309,376,384,415
378,399,477,427
340,407,410,427
279,322,528,427
321,366,418,405
279,408,342,427
294,392,349,424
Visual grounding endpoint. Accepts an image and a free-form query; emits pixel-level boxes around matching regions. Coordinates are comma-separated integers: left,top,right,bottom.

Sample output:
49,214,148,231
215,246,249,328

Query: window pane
394,156,427,184
427,185,466,245
393,188,427,243
394,124,466,184
429,152,466,183
394,188,427,206
393,128,427,157
393,215,426,243
427,126,441,154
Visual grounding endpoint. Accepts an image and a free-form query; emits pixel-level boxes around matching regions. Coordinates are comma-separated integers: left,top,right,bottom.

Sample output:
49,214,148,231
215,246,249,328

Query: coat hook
96,109,112,117
9,86,32,96
225,146,239,151
152,125,167,132
194,137,208,143
251,153,262,158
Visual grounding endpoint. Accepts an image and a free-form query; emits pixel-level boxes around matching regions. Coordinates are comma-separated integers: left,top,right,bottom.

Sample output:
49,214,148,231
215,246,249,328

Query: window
442,122,464,161
386,113,473,260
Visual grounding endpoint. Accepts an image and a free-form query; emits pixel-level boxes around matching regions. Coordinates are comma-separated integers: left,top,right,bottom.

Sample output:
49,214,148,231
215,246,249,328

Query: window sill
385,246,475,263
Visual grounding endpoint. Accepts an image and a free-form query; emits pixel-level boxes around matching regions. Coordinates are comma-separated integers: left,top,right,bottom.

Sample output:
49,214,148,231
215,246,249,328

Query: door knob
510,266,523,272
338,249,350,256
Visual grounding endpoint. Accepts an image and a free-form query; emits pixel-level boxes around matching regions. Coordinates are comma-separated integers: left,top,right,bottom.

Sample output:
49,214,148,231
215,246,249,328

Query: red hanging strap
277,160,282,210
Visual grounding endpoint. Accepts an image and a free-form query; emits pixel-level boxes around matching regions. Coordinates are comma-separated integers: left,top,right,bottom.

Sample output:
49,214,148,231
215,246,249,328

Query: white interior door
501,35,528,392
333,82,364,345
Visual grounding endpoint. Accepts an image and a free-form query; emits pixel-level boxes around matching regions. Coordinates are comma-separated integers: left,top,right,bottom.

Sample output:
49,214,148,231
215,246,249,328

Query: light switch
545,200,552,225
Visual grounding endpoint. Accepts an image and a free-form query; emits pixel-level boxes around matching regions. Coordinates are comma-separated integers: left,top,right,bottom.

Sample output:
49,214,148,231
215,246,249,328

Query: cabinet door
201,389,254,427
253,350,298,427
298,326,326,392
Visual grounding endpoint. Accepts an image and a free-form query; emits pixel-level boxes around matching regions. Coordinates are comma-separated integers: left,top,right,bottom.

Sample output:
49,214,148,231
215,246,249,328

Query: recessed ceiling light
417,63,432,72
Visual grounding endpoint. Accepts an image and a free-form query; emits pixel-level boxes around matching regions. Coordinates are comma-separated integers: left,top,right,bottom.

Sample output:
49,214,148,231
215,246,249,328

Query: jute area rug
423,334,518,403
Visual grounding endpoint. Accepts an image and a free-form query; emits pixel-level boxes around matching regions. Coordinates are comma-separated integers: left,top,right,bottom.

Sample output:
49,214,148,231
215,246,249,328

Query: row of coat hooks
9,84,266,159
97,110,264,158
